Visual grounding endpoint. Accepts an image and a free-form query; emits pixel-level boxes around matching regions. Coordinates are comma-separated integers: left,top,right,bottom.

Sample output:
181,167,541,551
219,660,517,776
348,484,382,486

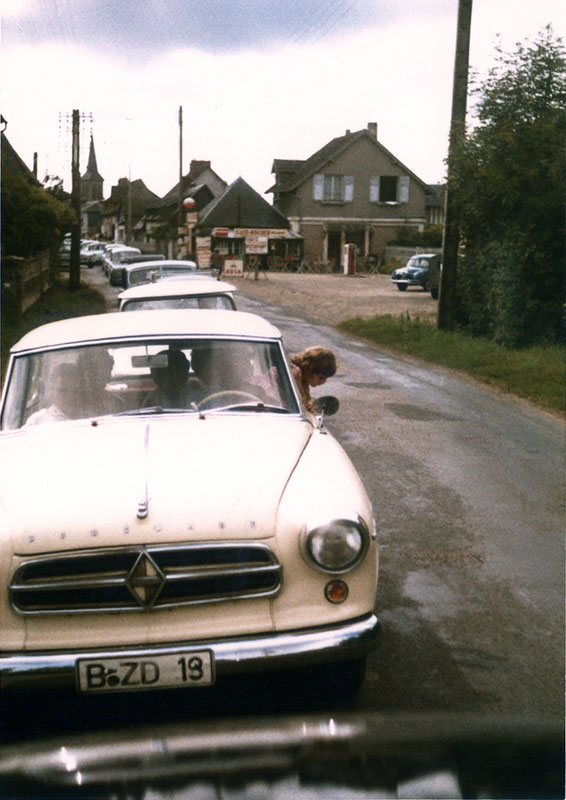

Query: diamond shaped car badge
126,551,166,609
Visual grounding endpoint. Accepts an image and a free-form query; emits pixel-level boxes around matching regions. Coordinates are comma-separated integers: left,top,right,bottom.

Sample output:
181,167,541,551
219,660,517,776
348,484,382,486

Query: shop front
196,227,303,276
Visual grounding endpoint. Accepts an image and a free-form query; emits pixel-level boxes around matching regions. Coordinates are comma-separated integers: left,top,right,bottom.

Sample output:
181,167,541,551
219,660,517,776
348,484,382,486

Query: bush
1,172,74,257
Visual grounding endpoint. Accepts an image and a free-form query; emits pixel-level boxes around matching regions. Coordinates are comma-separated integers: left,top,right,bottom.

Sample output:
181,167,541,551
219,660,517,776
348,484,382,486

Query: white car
79,241,106,268
101,243,132,276
0,310,379,699
103,246,143,284
121,260,212,288
118,278,237,311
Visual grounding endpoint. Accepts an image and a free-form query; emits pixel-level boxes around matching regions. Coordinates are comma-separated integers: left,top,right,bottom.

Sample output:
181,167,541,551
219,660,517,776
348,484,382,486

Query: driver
144,349,191,408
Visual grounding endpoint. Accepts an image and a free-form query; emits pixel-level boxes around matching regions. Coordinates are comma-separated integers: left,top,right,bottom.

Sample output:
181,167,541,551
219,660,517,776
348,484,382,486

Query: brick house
268,123,429,269
139,160,227,257
100,178,160,245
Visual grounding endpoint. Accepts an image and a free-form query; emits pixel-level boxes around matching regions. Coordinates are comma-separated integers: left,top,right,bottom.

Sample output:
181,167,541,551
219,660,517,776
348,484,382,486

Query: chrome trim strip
0,614,380,691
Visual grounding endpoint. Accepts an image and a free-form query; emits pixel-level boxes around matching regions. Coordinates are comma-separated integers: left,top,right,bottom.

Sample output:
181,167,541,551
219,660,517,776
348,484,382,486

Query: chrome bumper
1,614,379,692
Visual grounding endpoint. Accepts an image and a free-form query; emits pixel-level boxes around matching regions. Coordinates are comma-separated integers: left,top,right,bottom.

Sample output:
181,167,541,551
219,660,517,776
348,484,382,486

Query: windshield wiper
204,403,290,414
113,406,195,416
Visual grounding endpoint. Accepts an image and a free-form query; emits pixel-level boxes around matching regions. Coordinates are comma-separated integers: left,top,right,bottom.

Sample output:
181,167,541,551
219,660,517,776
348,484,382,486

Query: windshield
128,266,198,286
122,295,235,311
1,339,299,429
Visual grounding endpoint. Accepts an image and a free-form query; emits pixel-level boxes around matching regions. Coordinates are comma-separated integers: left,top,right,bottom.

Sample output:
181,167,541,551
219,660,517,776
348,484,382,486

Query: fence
2,251,52,323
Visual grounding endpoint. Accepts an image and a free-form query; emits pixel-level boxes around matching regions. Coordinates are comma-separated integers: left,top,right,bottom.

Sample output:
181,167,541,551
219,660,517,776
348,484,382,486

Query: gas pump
343,243,356,275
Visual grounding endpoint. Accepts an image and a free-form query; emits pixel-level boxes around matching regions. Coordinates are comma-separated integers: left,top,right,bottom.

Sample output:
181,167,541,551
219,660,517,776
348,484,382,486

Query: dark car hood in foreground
0,712,562,799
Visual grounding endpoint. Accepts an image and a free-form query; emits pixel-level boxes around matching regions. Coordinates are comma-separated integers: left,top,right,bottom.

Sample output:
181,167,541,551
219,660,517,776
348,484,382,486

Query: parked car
391,253,441,295
58,239,71,268
109,253,165,287
101,243,130,276
0,310,379,699
104,247,143,285
122,259,211,288
80,241,106,268
118,278,237,311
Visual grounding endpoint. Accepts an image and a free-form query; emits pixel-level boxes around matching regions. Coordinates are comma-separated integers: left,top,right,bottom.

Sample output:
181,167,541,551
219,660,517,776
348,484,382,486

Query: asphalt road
78,267,564,723
234,289,564,723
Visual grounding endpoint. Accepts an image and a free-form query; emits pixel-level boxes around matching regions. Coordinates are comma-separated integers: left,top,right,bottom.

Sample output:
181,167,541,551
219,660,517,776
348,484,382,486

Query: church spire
86,134,101,177
81,133,104,202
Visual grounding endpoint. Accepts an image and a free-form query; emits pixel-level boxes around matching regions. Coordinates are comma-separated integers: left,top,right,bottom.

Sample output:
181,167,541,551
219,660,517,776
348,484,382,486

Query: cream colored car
117,278,237,311
0,310,379,699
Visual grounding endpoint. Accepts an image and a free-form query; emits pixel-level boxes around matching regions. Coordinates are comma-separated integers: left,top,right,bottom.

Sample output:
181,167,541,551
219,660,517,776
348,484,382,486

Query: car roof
118,279,236,300
11,310,282,353
123,260,197,273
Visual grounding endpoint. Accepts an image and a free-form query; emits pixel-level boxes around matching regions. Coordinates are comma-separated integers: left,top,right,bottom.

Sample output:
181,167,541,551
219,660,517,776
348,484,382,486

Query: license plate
77,650,214,693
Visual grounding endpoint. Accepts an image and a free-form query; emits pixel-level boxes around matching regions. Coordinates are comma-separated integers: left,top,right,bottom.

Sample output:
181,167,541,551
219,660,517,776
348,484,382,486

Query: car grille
9,543,282,614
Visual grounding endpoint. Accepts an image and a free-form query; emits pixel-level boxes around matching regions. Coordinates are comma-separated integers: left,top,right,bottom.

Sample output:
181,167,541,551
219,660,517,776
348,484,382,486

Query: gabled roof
157,160,226,206
1,132,41,186
102,178,159,215
268,128,429,194
147,182,213,213
197,177,289,230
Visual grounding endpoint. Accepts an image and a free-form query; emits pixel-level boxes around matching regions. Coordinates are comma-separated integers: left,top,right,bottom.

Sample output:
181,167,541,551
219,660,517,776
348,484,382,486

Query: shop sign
223,259,244,276
234,229,287,238
213,227,230,237
196,237,211,269
245,235,268,254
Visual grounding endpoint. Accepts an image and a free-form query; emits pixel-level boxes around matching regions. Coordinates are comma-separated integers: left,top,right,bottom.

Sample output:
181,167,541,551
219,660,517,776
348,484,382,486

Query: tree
1,171,74,258
451,26,566,346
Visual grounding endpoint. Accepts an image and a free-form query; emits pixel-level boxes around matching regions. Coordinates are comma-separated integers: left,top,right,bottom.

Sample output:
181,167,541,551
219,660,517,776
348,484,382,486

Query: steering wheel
197,390,263,410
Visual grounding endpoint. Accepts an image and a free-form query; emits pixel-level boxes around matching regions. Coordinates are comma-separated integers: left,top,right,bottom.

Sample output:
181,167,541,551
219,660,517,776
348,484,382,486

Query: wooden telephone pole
178,105,184,229
70,109,81,290
438,0,473,330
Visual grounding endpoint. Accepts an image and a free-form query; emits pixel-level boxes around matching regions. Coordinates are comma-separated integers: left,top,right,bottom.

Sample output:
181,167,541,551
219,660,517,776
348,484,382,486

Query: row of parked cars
0,244,380,705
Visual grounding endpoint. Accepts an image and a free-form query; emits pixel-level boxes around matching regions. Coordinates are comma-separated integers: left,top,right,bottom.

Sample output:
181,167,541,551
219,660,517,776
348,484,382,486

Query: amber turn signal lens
325,579,348,603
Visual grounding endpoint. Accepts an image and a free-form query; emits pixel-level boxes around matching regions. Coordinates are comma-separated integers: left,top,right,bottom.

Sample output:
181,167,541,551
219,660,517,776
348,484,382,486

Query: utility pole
70,109,81,290
127,166,132,246
178,106,184,239
438,0,473,330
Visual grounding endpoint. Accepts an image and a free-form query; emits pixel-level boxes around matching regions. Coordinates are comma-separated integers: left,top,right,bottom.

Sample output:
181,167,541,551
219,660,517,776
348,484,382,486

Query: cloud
2,0,454,58
2,0,563,201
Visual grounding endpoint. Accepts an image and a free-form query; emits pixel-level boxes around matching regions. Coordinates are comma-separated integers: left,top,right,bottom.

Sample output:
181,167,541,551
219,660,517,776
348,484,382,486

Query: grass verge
338,314,565,415
2,277,106,383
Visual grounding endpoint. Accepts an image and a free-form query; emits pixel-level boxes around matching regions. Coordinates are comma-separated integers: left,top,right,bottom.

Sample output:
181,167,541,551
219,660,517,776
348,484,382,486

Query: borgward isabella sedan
0,310,379,699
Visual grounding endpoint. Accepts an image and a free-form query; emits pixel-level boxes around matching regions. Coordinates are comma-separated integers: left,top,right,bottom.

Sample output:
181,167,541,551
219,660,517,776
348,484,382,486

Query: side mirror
312,395,339,417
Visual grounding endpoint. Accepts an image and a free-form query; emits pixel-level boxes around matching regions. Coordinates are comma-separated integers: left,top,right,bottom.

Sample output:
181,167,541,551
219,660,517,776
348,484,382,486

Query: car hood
0,415,312,555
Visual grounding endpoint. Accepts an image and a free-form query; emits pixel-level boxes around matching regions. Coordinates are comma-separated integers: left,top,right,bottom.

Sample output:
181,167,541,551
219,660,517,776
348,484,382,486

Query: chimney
33,152,38,178
367,122,378,139
345,129,351,136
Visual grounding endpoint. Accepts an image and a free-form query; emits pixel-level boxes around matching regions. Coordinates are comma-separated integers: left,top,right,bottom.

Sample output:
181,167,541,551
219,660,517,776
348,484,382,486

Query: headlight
304,517,369,573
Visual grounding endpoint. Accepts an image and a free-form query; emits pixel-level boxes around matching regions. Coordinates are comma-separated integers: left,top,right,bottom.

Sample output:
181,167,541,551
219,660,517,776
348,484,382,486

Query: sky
2,0,565,200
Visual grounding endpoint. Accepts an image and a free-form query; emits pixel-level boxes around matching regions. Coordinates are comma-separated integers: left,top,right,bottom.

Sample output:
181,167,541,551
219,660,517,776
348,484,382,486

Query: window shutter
313,174,323,201
398,176,409,204
370,176,380,202
344,176,354,202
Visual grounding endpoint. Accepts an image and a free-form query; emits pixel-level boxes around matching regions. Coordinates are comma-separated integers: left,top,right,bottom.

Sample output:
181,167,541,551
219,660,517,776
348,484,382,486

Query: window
323,175,343,201
313,174,354,203
212,237,244,256
370,175,409,204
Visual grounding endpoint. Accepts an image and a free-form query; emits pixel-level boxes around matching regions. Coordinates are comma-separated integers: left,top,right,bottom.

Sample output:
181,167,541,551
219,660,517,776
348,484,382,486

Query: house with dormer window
268,123,430,269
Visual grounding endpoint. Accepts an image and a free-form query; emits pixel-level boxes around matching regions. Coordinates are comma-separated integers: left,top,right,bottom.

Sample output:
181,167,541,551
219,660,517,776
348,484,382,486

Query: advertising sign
223,259,244,277
245,236,268,254
196,237,211,269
